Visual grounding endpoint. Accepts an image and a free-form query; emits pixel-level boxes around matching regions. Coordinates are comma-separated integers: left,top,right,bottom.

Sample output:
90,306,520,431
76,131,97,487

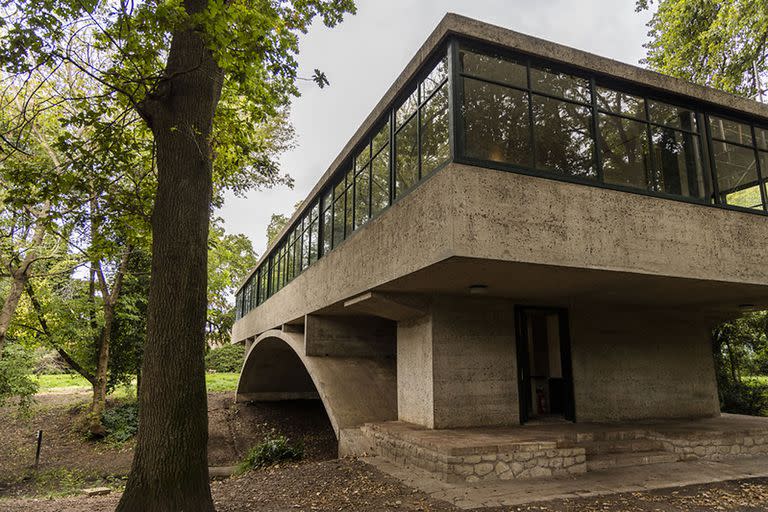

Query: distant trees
637,0,768,101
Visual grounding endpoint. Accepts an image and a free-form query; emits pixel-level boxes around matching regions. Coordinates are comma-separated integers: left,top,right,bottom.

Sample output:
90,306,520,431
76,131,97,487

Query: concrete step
586,450,680,471
579,438,666,455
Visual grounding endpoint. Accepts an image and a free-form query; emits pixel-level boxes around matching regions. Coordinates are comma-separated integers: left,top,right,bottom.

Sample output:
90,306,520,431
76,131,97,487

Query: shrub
205,344,244,373
719,379,768,416
237,432,303,474
101,401,139,444
0,344,38,412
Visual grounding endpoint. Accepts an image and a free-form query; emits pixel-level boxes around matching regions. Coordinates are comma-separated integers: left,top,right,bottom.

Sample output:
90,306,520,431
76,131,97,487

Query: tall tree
637,0,768,100
0,1,355,508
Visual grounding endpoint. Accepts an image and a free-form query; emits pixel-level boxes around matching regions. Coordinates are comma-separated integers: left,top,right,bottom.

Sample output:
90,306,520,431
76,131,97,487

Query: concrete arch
236,329,397,438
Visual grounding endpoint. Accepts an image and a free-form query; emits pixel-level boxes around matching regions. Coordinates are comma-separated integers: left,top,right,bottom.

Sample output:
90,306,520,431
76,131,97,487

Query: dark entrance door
515,307,575,423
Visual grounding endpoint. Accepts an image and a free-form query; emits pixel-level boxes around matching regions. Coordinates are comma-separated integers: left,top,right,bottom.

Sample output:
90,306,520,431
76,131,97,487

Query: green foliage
237,432,303,473
266,213,290,246
101,401,139,444
713,311,768,416
719,379,768,416
638,0,768,99
31,468,88,498
205,344,244,373
207,219,258,346
0,343,38,411
205,372,240,392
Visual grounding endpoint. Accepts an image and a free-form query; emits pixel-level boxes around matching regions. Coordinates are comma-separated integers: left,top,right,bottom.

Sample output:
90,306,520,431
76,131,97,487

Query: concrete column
397,296,519,429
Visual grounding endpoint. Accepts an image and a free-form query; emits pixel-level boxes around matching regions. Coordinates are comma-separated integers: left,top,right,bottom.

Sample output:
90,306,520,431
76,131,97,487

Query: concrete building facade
232,14,768,466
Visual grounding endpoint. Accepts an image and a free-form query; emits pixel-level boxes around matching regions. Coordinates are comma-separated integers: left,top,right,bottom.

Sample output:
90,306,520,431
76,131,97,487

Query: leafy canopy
638,0,768,98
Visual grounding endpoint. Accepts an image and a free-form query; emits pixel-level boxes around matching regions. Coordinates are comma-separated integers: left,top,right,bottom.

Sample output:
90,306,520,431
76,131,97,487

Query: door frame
515,306,576,423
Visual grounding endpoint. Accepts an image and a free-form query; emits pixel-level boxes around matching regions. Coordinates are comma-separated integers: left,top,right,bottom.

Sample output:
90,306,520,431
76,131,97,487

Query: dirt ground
0,391,336,498
2,392,768,511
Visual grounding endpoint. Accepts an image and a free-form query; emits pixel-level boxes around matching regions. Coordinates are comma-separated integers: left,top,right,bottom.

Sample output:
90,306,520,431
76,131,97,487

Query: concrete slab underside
364,454,768,509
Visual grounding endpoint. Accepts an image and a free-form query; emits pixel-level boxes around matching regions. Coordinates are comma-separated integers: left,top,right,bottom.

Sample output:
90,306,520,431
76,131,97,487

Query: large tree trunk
117,0,222,509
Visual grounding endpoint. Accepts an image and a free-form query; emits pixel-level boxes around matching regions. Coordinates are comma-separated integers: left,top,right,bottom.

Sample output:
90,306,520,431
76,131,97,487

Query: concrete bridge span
236,326,397,439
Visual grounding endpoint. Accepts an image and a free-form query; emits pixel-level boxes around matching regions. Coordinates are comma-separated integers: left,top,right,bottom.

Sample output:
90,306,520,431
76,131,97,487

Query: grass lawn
33,372,240,394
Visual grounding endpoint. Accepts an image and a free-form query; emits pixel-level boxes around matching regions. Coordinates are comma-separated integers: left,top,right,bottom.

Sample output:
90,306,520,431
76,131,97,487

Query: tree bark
117,0,222,509
0,205,49,355
88,251,130,437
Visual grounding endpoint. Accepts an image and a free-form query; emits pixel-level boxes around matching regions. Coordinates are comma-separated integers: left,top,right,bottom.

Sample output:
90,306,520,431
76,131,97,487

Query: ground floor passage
237,294,742,483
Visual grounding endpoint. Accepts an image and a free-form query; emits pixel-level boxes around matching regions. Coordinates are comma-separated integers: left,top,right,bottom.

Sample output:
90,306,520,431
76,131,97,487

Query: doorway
515,307,575,423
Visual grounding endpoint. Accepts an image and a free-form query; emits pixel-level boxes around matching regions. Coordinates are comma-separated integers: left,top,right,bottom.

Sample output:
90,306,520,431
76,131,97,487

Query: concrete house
233,14,768,481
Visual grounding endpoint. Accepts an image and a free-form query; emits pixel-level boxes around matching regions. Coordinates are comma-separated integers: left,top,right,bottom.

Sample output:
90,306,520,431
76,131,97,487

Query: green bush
0,344,38,412
205,344,244,373
719,380,768,416
237,432,303,473
101,401,139,444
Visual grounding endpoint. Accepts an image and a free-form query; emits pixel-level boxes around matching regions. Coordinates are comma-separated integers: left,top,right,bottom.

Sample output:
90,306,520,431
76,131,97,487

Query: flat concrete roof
239,13,768,292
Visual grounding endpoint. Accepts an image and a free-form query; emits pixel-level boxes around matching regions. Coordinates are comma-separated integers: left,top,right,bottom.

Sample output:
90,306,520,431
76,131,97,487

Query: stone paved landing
355,414,768,484
363,454,768,509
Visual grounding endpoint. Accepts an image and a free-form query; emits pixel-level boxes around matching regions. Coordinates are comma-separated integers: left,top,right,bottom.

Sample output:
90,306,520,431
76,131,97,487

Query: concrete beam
304,314,396,358
343,292,428,321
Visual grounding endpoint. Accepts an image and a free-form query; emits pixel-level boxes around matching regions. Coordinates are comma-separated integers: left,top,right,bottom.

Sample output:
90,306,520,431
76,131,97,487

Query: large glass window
710,116,764,210
421,83,450,175
460,48,526,88
651,126,706,198
371,124,390,216
321,191,332,257
599,114,650,189
395,112,418,197
533,95,595,178
332,179,345,248
463,77,530,166
354,155,370,229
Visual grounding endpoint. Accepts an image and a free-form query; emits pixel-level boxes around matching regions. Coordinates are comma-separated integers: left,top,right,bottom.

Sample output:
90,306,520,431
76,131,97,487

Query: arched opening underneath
236,334,338,459
236,329,397,455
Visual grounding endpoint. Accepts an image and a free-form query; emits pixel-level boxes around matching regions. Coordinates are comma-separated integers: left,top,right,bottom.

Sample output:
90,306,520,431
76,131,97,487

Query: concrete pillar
397,296,519,429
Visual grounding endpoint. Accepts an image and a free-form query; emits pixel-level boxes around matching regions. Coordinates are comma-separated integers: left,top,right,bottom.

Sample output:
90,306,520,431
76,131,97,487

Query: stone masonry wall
362,426,586,483
652,433,768,461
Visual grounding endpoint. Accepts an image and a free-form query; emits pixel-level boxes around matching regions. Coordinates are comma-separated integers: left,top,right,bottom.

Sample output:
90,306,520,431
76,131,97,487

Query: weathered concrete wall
451,164,768,287
431,296,518,428
304,314,396,358
570,306,720,422
397,296,518,429
397,315,434,427
234,163,768,342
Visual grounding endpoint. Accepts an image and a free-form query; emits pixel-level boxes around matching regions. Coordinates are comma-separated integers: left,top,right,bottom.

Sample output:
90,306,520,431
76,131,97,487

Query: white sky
218,0,654,256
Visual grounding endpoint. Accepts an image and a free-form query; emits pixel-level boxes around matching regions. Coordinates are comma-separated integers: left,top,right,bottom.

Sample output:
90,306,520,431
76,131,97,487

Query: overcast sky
218,0,654,256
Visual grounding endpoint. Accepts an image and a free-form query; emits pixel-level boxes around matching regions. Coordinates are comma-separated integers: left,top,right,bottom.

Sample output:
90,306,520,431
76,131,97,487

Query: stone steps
586,450,680,471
